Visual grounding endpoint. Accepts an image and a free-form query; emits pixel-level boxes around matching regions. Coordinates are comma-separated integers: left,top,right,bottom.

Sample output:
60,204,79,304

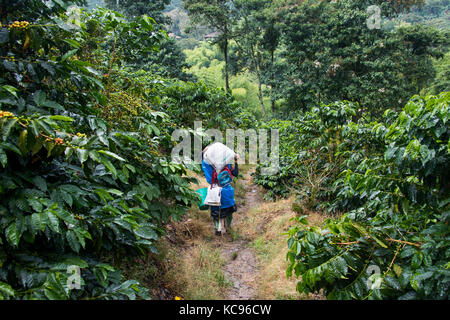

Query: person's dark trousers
211,204,237,232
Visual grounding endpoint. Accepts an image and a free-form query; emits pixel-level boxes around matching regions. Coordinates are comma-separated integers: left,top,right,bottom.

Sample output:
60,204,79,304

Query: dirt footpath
218,170,260,300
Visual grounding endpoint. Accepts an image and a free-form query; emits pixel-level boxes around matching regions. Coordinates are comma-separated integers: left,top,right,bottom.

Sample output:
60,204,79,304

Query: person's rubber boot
226,215,233,230
220,217,227,234
214,218,221,236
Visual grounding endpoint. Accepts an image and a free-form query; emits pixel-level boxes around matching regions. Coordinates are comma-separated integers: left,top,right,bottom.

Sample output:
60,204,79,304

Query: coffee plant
157,80,243,130
253,119,299,199
0,1,198,299
254,101,358,203
285,93,449,299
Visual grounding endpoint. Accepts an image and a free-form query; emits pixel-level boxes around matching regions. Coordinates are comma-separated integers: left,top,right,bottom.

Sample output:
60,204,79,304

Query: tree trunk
224,32,230,93
271,49,275,117
249,43,267,120
256,67,267,120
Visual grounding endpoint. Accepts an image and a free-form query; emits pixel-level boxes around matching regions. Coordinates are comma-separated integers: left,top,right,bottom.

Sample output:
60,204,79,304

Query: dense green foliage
280,93,449,299
1,0,448,301
278,0,447,116
103,0,193,82
0,1,199,299
156,80,242,130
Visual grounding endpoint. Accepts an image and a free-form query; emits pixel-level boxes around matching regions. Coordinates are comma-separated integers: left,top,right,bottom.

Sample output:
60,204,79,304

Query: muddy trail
218,170,260,300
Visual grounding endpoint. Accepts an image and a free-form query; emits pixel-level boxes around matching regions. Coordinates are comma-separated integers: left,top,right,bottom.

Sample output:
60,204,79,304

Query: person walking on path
202,148,240,236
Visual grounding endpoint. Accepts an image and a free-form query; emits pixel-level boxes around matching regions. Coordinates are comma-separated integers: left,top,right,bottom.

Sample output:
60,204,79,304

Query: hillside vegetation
0,0,448,300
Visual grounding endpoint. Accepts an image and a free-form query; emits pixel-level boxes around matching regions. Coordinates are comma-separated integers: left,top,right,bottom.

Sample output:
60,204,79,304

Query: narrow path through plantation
156,165,314,300
219,169,260,300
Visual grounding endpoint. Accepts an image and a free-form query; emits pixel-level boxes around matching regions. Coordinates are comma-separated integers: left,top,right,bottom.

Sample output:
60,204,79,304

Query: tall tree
183,0,236,93
262,17,281,117
232,0,281,119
